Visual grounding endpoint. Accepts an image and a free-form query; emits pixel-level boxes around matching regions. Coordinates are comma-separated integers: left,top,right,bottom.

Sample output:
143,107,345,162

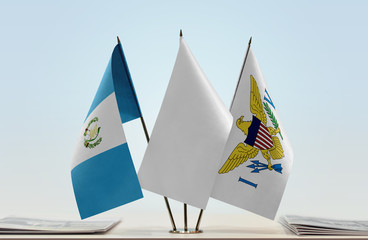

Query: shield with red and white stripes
244,115,273,150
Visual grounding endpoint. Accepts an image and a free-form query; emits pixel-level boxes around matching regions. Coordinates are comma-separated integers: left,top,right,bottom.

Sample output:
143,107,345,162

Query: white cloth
138,37,232,209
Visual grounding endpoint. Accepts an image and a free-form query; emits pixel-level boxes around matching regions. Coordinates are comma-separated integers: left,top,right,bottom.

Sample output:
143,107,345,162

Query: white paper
0,216,120,234
280,215,368,236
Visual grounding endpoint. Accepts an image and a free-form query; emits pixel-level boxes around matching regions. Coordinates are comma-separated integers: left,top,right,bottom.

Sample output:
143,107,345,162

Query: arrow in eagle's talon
247,160,282,174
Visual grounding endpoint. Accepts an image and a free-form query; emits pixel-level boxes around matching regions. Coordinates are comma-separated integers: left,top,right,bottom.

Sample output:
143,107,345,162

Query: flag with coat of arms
71,40,143,219
211,41,293,220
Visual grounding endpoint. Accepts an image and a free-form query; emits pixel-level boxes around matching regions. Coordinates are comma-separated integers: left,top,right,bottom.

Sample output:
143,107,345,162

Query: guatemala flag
71,41,143,219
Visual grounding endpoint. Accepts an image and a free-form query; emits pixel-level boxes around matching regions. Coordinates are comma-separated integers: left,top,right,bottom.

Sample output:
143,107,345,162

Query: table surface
0,213,367,240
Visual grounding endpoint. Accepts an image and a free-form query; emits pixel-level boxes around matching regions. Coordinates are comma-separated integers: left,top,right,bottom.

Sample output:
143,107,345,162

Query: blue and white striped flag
71,42,143,219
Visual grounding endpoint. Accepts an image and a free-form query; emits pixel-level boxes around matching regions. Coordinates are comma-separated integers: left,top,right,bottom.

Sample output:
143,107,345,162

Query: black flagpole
180,29,190,233
184,203,188,232
117,36,177,232
230,36,252,110
179,29,203,232
195,209,203,231
180,29,204,233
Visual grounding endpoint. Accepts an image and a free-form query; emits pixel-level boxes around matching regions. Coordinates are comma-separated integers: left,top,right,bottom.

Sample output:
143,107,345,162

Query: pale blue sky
0,0,367,222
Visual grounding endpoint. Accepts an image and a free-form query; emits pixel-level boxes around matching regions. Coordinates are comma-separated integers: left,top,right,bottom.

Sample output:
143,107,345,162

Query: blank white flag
138,37,232,209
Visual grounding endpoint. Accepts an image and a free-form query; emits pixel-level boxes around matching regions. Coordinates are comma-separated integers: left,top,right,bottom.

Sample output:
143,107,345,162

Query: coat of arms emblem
218,75,284,174
84,117,102,149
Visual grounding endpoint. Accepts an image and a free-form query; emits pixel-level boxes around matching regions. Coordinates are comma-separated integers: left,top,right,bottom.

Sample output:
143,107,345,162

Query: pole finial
249,36,252,46
180,29,183,37
117,36,121,44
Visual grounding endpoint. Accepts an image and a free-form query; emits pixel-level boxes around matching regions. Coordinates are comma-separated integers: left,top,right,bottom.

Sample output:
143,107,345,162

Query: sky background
0,0,367,224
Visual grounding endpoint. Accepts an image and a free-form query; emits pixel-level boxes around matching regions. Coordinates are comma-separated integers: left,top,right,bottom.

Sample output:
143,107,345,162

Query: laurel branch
85,137,102,149
263,102,283,140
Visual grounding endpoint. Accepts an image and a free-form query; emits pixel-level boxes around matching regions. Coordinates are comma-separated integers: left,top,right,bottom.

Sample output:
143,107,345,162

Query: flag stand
168,204,203,234
167,29,205,235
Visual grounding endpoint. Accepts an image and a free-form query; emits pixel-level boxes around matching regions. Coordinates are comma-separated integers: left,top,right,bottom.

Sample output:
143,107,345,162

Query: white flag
138,37,232,209
211,46,293,219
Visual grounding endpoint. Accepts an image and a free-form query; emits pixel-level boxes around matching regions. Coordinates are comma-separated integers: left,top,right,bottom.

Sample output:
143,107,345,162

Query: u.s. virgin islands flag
71,42,143,219
211,46,293,220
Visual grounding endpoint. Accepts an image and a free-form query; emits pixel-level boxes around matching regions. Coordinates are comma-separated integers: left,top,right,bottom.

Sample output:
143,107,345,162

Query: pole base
169,229,203,234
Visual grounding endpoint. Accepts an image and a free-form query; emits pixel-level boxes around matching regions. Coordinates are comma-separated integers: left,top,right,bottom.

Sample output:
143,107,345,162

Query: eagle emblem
218,75,284,174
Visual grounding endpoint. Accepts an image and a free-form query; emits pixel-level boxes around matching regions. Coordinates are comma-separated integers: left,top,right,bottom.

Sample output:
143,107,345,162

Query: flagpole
117,36,177,232
180,29,204,233
230,36,252,110
164,195,177,231
184,203,188,232
180,29,190,233
179,29,204,234
195,209,203,231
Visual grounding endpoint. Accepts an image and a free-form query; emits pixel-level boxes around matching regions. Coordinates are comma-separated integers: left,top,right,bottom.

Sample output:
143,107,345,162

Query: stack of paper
0,217,119,234
280,215,368,236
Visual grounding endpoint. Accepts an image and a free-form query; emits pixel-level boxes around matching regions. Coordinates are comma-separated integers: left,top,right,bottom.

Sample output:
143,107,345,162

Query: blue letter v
264,89,275,109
